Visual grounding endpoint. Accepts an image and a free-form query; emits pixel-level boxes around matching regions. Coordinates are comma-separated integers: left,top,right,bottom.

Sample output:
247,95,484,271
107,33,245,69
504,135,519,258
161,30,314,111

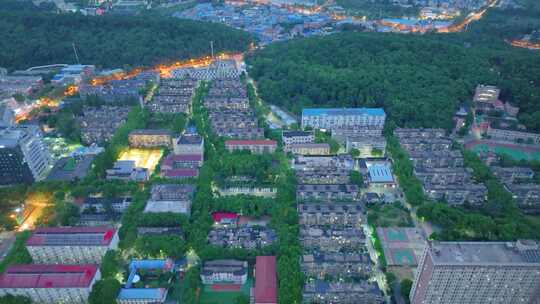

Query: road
18,192,53,231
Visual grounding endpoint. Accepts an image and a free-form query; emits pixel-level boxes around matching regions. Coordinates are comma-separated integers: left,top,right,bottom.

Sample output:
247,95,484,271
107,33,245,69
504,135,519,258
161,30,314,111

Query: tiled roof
0,264,98,288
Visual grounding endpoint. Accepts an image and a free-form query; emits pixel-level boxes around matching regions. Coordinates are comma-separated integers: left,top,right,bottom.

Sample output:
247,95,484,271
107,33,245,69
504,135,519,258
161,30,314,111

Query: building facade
301,108,386,130
25,227,119,264
128,129,172,148
285,143,330,155
410,240,540,304
225,140,277,154
0,264,100,304
200,260,248,285
0,125,51,185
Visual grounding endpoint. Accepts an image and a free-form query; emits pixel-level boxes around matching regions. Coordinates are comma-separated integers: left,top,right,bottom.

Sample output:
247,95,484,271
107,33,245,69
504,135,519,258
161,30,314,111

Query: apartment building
301,108,386,130
200,260,248,285
303,280,384,304
173,133,204,156
128,129,172,148
0,125,51,184
285,143,331,155
301,252,372,279
410,240,540,304
297,204,363,227
0,264,100,304
25,227,119,264
296,184,359,201
143,184,195,215
282,130,315,146
225,139,277,154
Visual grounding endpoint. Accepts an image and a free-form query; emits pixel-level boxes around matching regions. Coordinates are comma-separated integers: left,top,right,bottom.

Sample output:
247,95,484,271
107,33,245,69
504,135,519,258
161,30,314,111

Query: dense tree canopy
0,10,253,71
247,8,540,131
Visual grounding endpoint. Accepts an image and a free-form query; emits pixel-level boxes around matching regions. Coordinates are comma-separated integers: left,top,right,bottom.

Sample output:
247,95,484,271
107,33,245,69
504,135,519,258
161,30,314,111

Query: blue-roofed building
117,259,175,304
117,288,167,304
301,108,386,130
367,162,394,185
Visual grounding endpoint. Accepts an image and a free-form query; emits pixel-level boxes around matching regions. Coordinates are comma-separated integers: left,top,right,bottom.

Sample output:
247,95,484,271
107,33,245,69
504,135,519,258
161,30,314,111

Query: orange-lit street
17,192,53,231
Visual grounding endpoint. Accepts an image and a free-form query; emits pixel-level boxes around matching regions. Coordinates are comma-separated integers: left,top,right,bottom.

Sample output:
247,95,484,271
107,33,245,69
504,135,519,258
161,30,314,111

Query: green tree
400,278,413,302
349,171,364,187
88,278,121,304
0,295,32,304
100,250,121,279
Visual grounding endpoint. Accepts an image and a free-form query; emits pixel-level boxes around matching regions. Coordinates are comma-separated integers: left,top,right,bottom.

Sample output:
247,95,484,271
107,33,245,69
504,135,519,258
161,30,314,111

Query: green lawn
368,203,413,227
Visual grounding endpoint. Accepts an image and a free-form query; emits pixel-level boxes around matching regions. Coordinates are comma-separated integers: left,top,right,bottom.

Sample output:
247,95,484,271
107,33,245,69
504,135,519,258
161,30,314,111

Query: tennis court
384,228,408,242
200,278,252,304
390,248,417,265
466,140,540,162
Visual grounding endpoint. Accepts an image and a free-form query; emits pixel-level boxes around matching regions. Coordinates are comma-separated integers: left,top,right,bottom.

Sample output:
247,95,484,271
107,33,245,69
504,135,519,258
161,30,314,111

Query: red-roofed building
225,140,277,154
160,154,203,179
212,212,239,226
0,264,100,304
26,227,118,264
254,256,277,304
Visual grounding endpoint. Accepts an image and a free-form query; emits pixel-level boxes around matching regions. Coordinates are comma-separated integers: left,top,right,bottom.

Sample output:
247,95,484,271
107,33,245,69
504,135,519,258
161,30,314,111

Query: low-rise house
423,183,488,205
302,280,384,304
160,154,202,179
505,183,540,213
218,184,277,198
137,227,184,237
214,127,265,139
78,106,130,145
394,128,446,140
225,139,277,154
117,259,174,304
200,260,248,285
486,126,540,144
297,204,363,227
491,166,535,184
46,155,95,182
300,227,365,252
301,252,372,279
296,184,359,201
208,226,276,250
173,134,204,156
285,143,331,155
26,227,119,264
143,184,195,215
106,160,149,182
128,129,172,148
81,197,132,213
292,155,354,171
282,130,315,146
408,150,464,168
296,167,350,184
0,75,43,96
0,264,101,304
414,167,472,186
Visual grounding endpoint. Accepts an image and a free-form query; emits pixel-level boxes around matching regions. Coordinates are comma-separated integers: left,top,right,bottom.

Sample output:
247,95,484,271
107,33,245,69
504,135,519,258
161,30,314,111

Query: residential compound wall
410,240,540,304
25,227,119,264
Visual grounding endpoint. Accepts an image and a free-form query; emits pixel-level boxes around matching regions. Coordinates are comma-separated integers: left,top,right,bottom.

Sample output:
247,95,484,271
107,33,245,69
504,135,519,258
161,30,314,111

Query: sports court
466,140,540,162
376,227,426,266
200,278,252,304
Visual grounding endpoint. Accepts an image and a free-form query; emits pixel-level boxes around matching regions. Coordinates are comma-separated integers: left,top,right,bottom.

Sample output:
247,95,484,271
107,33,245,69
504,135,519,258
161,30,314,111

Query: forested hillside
0,11,254,70
247,8,540,130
